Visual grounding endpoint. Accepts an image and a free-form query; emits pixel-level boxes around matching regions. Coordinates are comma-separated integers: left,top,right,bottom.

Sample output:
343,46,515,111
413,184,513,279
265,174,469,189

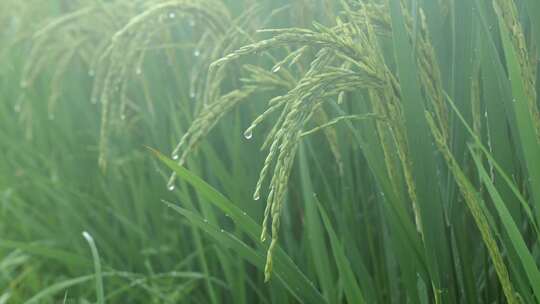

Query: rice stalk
426,110,518,304
493,0,540,139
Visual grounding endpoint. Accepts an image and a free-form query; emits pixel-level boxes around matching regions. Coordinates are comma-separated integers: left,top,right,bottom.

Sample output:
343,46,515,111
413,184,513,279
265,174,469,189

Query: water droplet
88,70,95,77
190,91,196,99
512,98,516,103
242,212,247,216
135,68,142,75
220,229,224,232
14,104,21,113
121,114,126,120
272,65,281,73
169,12,176,19
20,80,28,88
189,19,195,27
243,128,253,140
168,184,175,191
203,219,208,223
172,154,179,160
193,49,200,57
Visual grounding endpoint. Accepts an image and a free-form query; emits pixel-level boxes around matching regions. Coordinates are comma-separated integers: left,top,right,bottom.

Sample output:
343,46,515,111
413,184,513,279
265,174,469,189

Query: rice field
1,0,540,303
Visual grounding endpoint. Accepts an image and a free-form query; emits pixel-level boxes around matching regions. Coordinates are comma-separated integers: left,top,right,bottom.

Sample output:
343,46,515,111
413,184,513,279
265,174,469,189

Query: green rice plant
3,0,540,303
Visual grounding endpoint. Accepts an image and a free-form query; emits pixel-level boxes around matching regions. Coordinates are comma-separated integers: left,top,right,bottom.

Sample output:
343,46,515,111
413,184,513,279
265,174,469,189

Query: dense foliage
1,0,540,303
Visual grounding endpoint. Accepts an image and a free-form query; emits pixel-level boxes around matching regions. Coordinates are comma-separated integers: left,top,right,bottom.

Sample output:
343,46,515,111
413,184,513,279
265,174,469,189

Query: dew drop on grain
243,128,253,140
